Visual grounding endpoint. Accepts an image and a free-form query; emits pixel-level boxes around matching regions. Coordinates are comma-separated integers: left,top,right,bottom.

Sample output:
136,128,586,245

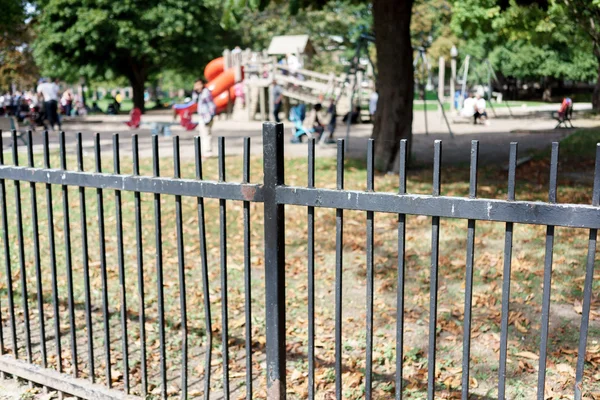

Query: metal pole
421,52,428,136
460,55,470,111
345,73,357,152
262,122,286,399
438,57,445,104
450,56,457,113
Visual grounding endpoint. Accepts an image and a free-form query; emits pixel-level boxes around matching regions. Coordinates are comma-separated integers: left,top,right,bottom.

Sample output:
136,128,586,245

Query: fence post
262,122,286,399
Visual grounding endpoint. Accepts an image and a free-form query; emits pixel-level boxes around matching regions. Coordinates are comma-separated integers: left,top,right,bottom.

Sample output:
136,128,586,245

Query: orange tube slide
204,57,224,81
204,56,244,112
206,69,236,98
214,86,236,111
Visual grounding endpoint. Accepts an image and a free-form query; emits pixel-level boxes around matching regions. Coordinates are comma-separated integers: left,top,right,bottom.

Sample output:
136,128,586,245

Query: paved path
4,106,600,168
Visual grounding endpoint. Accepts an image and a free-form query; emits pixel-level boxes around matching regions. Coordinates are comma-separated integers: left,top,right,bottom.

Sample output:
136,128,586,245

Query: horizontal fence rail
0,124,596,400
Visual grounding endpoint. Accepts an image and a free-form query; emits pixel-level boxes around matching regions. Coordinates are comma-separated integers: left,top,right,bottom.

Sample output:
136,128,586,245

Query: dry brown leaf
515,320,528,333
515,351,539,360
470,377,478,389
555,363,575,376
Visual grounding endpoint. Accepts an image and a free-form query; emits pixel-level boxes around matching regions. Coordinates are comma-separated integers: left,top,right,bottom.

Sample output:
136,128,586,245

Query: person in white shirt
369,91,378,120
461,94,476,119
474,93,489,125
286,53,302,78
36,78,61,130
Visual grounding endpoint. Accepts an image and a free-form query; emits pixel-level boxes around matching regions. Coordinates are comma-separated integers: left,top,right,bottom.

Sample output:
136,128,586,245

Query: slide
204,57,242,112
173,56,241,116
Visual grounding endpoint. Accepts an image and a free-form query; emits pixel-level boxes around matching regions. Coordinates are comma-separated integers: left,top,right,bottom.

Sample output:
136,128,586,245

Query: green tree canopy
451,0,598,100
0,0,38,91
231,1,371,74
33,0,236,111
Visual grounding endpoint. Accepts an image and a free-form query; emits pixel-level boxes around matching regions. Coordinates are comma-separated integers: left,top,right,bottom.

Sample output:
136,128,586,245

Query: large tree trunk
127,62,147,113
372,0,414,172
130,77,146,113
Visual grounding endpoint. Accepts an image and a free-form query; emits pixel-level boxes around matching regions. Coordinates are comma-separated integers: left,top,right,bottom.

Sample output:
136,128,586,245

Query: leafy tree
233,1,372,74
451,0,598,103
226,0,414,172
0,0,37,91
33,0,235,112
553,0,600,109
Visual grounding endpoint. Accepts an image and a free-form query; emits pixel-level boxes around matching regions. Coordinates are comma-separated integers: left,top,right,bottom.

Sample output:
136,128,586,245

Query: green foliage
33,0,235,89
230,1,371,74
450,0,598,83
0,0,38,91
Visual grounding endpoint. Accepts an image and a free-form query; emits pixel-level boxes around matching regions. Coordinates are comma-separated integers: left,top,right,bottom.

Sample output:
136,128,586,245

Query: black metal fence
0,123,597,400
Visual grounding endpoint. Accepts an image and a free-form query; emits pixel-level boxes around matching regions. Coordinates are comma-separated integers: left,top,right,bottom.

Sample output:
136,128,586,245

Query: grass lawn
0,130,599,398
413,100,551,112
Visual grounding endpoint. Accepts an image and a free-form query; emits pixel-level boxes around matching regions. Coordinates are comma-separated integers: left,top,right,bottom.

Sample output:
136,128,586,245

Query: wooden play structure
217,35,374,122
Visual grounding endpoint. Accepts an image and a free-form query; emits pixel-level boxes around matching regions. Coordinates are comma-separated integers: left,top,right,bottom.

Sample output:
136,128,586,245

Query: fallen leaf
515,351,539,360
555,363,575,376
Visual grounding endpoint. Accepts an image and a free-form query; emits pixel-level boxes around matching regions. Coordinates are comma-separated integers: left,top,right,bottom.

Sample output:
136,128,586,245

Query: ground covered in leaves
0,130,599,399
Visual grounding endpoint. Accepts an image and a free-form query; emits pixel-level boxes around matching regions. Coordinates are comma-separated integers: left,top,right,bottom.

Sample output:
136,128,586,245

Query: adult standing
369,91,378,121
272,80,283,123
196,79,216,157
37,78,61,131
115,91,123,113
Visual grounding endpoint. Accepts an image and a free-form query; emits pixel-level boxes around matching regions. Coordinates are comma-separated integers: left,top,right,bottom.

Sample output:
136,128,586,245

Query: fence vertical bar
461,140,479,400
173,136,188,400
12,130,32,363
537,142,558,399
396,139,407,400
0,131,17,357
307,138,315,400
335,138,345,400
498,142,518,399
262,122,286,399
27,131,47,368
194,136,212,400
574,143,600,400
95,133,111,387
427,140,442,400
365,139,375,399
44,131,61,372
113,134,129,392
152,135,167,400
218,137,230,399
59,131,78,376
132,134,147,396
243,137,253,400
76,132,94,382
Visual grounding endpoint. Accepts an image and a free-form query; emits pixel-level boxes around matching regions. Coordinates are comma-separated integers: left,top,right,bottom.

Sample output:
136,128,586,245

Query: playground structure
200,35,375,123
173,36,517,140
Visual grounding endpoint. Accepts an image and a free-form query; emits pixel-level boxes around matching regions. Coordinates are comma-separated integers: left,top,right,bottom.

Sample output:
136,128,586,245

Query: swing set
456,55,514,119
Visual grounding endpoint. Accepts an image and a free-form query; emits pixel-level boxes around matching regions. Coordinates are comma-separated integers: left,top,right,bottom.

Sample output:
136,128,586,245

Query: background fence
0,124,597,399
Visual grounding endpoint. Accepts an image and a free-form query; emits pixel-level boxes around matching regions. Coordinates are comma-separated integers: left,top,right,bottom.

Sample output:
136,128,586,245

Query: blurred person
369,91,378,120
303,103,324,138
343,104,362,124
61,89,73,116
115,91,123,112
196,79,216,157
461,92,476,120
272,80,283,123
320,98,337,144
37,78,61,130
90,102,104,114
474,93,488,125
